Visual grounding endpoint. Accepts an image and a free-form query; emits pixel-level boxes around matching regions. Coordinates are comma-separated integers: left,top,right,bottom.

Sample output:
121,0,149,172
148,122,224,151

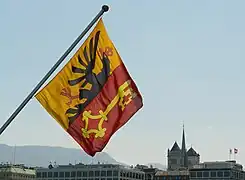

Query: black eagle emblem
66,31,111,124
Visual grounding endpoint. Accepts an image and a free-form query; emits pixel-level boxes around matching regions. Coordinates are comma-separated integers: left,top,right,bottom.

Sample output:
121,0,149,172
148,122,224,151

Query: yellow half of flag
35,18,122,131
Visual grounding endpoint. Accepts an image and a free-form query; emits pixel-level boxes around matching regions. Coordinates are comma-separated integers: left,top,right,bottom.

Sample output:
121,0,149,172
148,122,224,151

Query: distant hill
0,144,119,167
0,144,167,169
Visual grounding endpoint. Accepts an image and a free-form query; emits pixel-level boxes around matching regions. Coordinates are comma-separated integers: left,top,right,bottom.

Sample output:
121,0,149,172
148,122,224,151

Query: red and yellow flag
35,18,143,156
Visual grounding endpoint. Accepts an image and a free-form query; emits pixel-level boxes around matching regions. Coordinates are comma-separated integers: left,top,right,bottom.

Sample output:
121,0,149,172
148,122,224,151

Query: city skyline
1,0,245,166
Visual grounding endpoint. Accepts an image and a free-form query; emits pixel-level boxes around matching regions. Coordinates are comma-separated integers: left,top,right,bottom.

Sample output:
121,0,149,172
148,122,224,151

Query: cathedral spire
181,123,186,151
181,123,188,167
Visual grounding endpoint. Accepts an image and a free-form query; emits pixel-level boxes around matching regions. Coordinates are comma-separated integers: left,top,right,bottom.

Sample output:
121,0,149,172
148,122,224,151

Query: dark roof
170,141,180,152
187,147,199,156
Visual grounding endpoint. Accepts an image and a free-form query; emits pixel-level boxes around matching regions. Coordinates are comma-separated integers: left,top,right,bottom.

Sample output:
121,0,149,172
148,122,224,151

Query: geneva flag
35,19,143,156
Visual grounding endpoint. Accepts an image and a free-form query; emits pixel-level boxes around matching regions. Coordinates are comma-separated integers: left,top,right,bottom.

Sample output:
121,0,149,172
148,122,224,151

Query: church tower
167,125,200,170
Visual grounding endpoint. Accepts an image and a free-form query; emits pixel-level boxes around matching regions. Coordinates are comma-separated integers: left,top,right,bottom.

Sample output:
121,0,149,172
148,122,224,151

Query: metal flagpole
229,149,231,160
0,5,109,136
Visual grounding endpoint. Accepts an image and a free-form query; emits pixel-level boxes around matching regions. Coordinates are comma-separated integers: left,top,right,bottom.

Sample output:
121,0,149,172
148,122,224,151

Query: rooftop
191,160,243,171
155,170,189,176
37,163,144,173
0,165,35,175
170,141,180,152
187,147,199,157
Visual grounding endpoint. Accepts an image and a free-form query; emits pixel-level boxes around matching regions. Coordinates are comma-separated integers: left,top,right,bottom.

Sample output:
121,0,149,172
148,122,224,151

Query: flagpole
0,5,109,136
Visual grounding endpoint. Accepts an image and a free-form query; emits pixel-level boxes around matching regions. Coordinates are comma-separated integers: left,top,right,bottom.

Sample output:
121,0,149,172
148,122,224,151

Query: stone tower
167,126,200,170
167,141,182,170
187,147,200,168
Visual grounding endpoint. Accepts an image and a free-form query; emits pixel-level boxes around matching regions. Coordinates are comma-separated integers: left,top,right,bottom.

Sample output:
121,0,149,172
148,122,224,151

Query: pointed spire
181,123,188,167
181,123,186,152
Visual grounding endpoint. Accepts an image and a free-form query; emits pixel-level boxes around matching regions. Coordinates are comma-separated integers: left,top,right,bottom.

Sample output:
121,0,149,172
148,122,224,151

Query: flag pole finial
102,5,109,12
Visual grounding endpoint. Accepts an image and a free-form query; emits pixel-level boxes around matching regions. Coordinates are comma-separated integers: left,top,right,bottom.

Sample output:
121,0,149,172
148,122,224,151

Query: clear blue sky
1,0,245,166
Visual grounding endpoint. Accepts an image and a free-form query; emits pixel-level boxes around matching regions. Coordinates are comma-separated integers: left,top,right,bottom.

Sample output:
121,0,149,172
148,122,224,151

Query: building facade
0,164,35,180
189,160,245,180
36,163,145,180
135,165,158,180
155,169,189,180
167,126,200,170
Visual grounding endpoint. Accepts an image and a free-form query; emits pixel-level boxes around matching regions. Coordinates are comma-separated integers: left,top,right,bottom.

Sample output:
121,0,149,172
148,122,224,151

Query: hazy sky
1,0,245,166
